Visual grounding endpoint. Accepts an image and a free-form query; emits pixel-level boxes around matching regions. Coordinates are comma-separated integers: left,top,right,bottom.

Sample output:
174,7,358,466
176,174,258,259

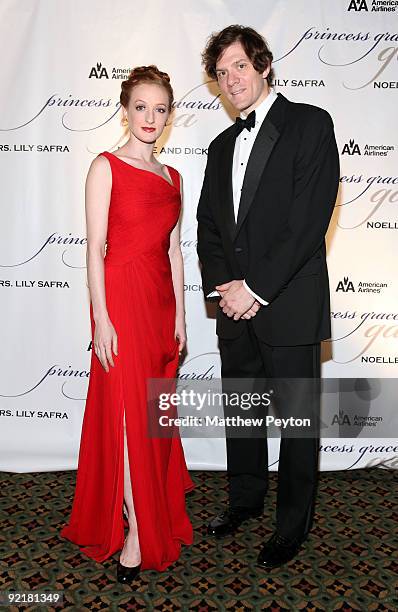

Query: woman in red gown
61,66,194,583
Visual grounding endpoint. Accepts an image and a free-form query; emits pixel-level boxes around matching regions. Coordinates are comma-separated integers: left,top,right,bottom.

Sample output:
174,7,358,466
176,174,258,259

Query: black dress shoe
208,506,263,538
257,532,304,569
116,560,141,584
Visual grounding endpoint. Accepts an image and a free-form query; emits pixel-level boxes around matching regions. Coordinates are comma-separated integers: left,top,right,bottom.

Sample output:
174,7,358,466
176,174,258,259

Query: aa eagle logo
341,139,361,155
336,277,355,292
348,0,368,10
89,62,109,79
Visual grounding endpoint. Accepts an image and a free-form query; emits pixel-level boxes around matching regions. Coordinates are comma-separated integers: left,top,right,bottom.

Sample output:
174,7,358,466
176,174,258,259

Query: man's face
215,41,270,114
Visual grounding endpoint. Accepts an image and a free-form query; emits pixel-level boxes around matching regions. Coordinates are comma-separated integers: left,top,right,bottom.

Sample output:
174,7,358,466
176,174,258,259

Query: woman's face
123,82,170,144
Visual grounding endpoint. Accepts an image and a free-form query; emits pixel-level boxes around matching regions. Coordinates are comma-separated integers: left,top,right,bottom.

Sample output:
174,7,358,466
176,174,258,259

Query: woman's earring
121,116,128,127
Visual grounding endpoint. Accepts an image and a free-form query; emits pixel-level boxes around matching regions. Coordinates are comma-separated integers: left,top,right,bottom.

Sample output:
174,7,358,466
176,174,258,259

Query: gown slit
122,404,129,526
122,407,141,556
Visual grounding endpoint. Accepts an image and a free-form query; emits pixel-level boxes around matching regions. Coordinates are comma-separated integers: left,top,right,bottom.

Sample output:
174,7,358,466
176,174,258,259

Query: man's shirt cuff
243,280,269,306
207,290,220,298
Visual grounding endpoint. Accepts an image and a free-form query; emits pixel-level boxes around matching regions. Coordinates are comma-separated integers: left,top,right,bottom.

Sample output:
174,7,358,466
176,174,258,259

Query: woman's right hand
93,317,118,372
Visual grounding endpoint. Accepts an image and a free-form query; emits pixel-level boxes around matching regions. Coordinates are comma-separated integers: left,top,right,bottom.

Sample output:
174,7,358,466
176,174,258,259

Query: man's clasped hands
216,280,261,321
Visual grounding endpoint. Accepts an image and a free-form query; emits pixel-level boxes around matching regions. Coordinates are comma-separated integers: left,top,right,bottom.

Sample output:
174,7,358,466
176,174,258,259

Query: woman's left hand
175,317,186,356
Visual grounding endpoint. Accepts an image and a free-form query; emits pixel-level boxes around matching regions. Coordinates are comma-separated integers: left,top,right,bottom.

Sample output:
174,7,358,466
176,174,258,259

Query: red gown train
61,152,194,571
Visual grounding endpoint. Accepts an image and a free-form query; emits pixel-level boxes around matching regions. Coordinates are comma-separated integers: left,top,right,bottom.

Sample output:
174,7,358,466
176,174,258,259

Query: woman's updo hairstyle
120,65,174,111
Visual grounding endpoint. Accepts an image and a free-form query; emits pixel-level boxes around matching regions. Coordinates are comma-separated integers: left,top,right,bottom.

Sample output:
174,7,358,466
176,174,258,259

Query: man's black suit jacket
197,93,340,346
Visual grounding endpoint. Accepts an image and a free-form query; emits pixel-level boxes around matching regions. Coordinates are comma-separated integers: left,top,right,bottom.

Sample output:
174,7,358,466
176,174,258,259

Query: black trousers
218,322,320,541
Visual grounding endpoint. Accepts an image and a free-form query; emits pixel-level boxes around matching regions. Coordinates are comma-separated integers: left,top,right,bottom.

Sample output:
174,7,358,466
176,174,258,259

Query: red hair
120,65,174,110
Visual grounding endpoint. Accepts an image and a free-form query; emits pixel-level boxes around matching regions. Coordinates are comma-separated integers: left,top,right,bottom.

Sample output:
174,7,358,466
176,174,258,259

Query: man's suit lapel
219,127,237,239
235,93,288,236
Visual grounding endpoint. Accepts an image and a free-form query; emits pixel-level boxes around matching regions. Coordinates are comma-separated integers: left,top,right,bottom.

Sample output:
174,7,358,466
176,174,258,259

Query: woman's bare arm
85,155,117,371
169,174,186,354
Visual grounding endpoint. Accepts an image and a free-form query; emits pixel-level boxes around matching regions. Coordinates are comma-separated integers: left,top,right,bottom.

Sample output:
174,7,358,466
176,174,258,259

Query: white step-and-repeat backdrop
1,0,397,472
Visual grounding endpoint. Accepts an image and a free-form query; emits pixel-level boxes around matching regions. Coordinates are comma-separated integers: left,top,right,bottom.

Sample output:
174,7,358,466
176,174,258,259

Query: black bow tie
235,110,256,135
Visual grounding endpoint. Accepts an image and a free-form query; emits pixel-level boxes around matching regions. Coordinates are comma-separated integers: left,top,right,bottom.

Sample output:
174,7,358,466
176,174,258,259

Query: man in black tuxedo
197,25,340,568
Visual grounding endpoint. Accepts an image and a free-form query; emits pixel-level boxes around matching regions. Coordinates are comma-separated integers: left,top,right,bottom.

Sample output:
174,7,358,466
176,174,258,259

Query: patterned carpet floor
0,468,397,611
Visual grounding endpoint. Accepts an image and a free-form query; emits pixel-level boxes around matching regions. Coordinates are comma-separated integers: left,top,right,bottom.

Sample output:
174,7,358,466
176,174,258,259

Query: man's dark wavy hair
202,24,274,85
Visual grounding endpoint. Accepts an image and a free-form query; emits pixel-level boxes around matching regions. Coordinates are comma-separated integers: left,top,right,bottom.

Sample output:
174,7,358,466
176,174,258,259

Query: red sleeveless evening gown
61,152,194,571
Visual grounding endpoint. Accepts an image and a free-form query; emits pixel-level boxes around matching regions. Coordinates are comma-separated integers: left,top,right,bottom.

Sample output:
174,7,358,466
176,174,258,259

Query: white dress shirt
208,88,278,306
